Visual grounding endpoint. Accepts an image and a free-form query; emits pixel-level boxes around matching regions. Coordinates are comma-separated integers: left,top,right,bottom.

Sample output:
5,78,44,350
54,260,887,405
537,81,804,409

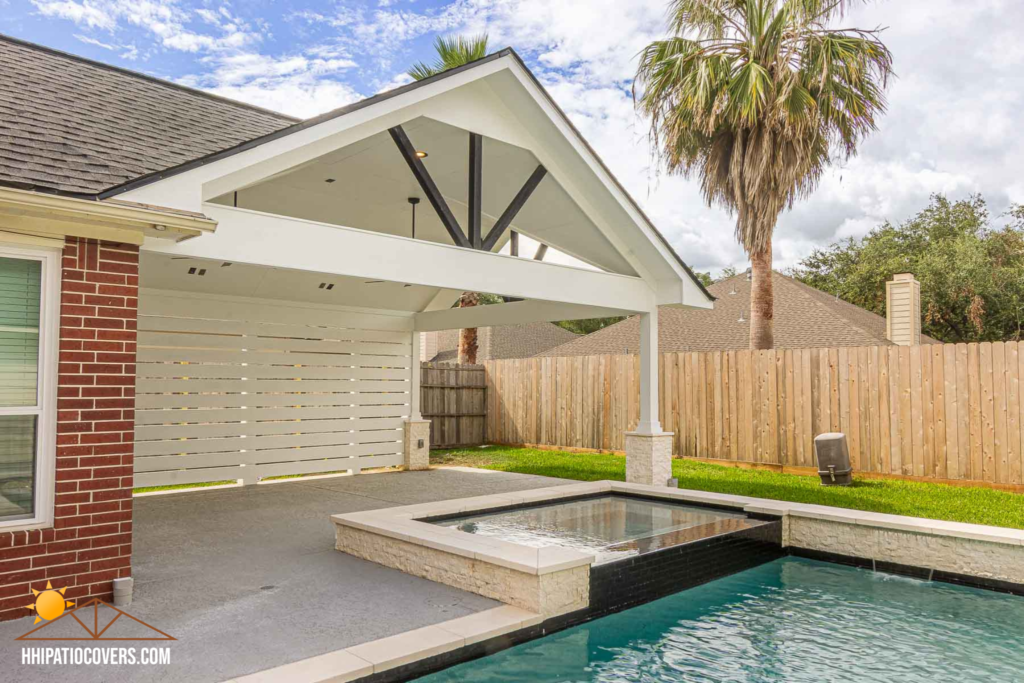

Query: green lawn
432,446,1024,530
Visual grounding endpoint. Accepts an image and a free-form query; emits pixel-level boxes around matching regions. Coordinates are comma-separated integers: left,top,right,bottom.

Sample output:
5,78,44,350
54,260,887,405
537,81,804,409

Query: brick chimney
419,331,438,361
886,273,921,346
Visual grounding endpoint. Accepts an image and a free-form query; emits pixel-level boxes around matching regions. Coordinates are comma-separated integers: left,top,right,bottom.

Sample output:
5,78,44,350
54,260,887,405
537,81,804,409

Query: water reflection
435,495,746,564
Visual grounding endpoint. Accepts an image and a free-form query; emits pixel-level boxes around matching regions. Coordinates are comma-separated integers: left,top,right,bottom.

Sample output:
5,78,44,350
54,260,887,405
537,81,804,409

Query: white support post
636,310,661,435
626,310,674,486
410,332,423,421
405,331,430,471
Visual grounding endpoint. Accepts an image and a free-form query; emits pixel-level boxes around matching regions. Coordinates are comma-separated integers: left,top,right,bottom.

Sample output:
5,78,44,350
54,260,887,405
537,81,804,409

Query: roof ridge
775,272,888,344
0,32,299,125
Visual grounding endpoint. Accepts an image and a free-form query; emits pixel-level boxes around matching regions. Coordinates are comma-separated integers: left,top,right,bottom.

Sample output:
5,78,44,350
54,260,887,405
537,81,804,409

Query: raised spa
431,494,751,564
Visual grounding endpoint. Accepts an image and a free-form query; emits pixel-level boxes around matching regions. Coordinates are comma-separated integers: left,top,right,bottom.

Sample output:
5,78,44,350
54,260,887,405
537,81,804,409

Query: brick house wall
0,237,138,621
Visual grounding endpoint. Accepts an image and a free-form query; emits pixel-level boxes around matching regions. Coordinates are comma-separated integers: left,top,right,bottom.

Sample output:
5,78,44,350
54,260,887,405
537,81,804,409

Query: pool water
433,495,747,564
417,557,1024,682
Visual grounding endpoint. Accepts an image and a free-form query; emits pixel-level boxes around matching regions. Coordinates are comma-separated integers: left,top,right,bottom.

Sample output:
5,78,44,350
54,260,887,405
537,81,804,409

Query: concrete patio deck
0,467,570,683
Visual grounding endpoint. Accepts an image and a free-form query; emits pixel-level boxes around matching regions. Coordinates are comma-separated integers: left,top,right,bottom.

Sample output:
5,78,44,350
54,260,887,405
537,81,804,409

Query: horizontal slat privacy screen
135,292,412,487
0,257,41,407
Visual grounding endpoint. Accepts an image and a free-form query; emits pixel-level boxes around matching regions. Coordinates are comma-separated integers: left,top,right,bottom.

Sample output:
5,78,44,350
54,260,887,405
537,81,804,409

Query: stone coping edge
223,604,542,683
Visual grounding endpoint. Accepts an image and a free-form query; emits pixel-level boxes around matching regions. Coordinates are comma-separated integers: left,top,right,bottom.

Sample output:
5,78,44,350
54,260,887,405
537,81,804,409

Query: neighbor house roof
0,34,297,197
541,271,938,357
429,322,578,363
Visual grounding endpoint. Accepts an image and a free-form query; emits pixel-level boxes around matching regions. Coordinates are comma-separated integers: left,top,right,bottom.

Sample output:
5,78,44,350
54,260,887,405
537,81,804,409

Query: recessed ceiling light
154,225,167,232
415,150,428,159
325,178,336,183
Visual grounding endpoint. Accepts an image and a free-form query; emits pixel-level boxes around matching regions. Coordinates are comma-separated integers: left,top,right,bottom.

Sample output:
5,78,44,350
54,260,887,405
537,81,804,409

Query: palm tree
409,34,490,81
410,34,490,364
635,0,893,349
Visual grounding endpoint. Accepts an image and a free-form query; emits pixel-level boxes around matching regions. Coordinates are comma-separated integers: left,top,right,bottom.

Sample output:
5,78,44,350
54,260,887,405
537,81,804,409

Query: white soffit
211,116,634,275
119,52,711,306
139,252,440,312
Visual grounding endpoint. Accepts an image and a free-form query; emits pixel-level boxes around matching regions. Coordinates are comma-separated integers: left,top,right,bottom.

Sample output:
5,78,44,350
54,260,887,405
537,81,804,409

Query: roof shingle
541,271,937,357
0,34,296,196
430,322,579,363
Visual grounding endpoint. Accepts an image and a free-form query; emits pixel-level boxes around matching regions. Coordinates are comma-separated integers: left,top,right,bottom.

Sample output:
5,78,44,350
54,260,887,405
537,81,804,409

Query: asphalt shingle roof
541,271,938,357
430,322,579,363
0,34,296,196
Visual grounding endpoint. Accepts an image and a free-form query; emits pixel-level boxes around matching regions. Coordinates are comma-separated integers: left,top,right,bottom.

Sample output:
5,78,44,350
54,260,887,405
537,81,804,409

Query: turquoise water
418,558,1024,682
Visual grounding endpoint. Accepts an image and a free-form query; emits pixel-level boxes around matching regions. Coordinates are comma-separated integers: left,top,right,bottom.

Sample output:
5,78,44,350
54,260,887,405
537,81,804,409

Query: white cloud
31,0,260,53
178,52,362,119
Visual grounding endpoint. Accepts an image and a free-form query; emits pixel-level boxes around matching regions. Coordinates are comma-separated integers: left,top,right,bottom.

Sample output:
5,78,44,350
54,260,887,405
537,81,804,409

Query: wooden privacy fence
484,342,1024,488
421,362,486,448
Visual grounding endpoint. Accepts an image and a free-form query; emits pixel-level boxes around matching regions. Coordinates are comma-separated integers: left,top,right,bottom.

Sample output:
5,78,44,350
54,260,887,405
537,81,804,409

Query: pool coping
231,480,1024,682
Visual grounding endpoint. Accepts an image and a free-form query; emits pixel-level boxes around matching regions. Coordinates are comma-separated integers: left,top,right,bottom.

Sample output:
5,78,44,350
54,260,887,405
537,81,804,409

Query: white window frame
0,243,60,531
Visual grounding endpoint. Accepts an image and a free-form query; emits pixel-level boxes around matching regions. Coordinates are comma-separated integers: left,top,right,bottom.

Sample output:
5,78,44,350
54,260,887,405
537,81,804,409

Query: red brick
85,271,125,285
61,327,96,340
83,294,124,307
77,524,119,538
83,317,124,330
62,305,96,317
78,478,121,492
61,293,84,305
46,562,91,580
46,539,91,554
97,307,136,319
96,329,135,342
98,284,137,297
31,552,77,569
0,544,47,561
99,250,139,264
63,280,97,294
77,546,119,562
80,410,121,422
58,398,94,410
82,364,123,375
79,432,121,445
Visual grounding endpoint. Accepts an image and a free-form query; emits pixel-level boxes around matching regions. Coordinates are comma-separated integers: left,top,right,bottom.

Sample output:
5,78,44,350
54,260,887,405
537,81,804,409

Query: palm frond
408,34,490,81
636,0,892,255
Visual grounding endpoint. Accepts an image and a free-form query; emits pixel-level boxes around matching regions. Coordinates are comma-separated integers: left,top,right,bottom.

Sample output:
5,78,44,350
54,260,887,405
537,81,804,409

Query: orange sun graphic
25,582,75,625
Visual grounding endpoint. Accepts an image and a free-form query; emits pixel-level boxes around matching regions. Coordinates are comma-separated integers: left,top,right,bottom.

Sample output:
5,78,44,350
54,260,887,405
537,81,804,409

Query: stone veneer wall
786,517,1024,585
0,238,137,621
335,525,589,618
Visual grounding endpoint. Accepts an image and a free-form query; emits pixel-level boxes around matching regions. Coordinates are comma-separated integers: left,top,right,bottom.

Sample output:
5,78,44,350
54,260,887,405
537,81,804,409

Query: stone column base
625,432,674,486
404,420,431,471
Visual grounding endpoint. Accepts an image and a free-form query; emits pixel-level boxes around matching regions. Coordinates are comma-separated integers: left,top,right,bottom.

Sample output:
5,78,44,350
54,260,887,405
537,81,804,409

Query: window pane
0,415,36,520
0,256,41,407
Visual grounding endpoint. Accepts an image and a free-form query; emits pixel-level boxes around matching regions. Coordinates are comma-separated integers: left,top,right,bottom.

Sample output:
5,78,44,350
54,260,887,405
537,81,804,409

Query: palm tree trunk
457,292,480,364
749,244,774,349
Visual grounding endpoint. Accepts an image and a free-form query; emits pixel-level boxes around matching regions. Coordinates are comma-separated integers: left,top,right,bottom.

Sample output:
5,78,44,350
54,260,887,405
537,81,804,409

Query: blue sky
2,1,1023,276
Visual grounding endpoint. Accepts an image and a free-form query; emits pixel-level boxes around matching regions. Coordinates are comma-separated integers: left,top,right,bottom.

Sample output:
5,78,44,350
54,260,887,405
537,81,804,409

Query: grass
432,445,1024,530
133,480,237,494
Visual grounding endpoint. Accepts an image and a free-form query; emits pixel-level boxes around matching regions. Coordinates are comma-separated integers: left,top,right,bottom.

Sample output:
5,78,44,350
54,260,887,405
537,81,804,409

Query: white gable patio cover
118,49,713,487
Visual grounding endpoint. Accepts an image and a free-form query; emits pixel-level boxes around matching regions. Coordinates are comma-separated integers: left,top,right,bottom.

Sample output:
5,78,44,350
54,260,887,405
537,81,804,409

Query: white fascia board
142,204,657,312
117,59,512,213
503,62,713,309
414,300,634,332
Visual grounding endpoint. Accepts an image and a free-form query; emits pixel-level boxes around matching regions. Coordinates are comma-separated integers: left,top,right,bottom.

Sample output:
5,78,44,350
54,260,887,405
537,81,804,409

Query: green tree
792,195,1024,342
410,34,490,363
409,35,490,81
634,0,893,349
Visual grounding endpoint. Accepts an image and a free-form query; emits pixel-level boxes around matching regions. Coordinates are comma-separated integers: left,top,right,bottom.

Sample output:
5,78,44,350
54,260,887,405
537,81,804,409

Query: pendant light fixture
407,197,420,239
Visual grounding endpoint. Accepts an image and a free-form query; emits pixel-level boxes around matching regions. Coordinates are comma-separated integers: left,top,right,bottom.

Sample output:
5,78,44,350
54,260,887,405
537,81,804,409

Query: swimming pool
416,557,1024,682
432,494,750,564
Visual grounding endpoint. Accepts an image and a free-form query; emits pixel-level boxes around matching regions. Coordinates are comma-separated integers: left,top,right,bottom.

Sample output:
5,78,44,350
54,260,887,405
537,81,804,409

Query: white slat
135,392,409,410
135,404,406,425
136,363,410,381
136,347,412,368
136,379,407,394
135,293,409,484
138,332,410,357
136,428,401,457
136,417,406,441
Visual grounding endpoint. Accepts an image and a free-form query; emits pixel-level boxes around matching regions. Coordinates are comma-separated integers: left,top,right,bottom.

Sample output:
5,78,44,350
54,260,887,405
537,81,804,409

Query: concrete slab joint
625,431,674,486
404,420,431,471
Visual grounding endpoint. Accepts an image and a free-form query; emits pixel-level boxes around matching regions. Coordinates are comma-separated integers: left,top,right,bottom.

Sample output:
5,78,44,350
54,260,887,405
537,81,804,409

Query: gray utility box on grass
814,433,853,486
